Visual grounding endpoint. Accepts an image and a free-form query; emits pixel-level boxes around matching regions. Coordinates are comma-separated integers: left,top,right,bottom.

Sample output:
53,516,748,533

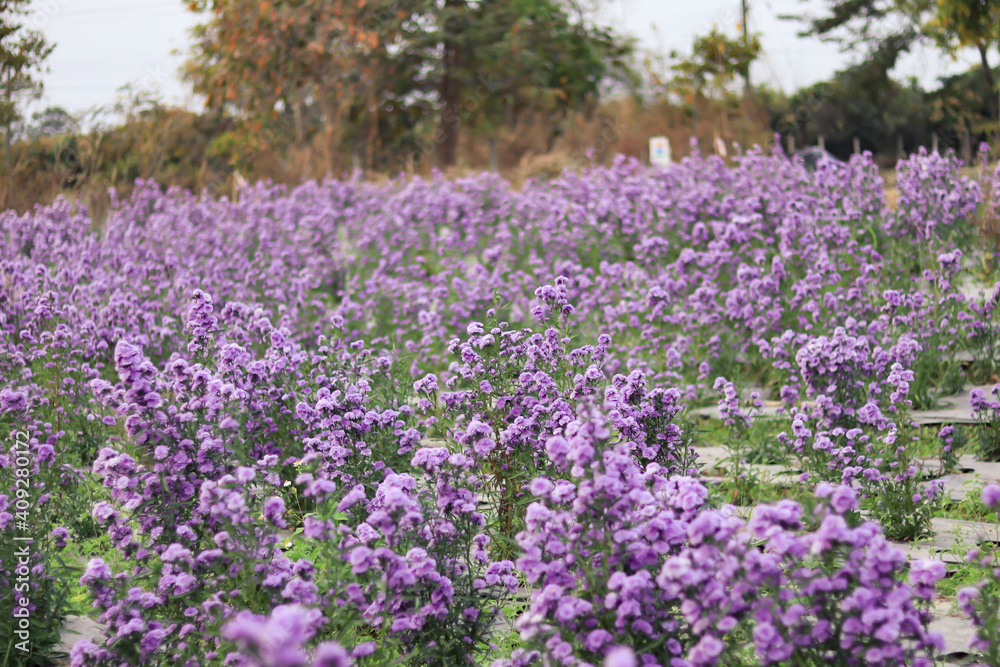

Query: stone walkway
933,608,978,664
55,615,102,662
690,384,996,425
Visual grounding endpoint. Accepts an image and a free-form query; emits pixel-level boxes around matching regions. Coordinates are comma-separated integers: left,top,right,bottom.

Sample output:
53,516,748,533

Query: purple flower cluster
953,484,1000,664
971,383,1000,460
506,403,944,667
1,144,996,665
222,605,351,667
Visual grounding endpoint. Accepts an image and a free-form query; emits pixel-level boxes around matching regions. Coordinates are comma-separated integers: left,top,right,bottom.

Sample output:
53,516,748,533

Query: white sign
649,136,671,167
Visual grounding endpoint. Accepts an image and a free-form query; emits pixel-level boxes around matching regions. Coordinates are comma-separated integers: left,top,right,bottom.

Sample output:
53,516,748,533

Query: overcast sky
24,0,987,116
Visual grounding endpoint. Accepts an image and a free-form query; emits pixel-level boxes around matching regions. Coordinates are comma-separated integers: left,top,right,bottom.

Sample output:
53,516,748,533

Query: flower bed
2,145,1000,666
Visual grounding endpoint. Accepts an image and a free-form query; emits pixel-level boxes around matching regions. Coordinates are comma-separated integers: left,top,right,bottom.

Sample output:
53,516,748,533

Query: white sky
22,0,987,116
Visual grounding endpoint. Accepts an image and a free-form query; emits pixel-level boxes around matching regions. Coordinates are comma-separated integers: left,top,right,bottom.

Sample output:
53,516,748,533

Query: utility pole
741,0,750,98
740,0,751,145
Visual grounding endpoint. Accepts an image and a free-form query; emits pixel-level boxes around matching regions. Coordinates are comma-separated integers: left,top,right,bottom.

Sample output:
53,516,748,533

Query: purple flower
222,604,323,667
264,496,287,528
51,526,70,548
313,642,352,667
0,387,27,412
688,635,724,664
829,486,858,514
982,484,1000,510
348,547,374,574
336,485,367,513
529,478,554,497
80,558,112,585
161,543,193,563
603,646,636,667
584,629,613,651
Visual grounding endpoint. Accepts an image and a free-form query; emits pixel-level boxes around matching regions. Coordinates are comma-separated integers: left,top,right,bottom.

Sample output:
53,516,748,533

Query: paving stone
56,615,104,658
957,277,999,304
688,404,788,420
892,538,967,564
924,456,1000,500
956,456,1000,479
908,385,982,425
695,445,799,480
936,473,983,501
930,605,977,658
921,454,987,477
694,446,727,467
932,517,1000,545
689,384,995,426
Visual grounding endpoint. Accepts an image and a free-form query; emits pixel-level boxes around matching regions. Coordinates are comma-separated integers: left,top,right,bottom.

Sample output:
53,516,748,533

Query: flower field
4,144,1000,667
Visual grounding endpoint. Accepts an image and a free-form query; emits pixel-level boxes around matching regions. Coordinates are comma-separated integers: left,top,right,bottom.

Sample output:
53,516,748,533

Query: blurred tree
789,0,1000,142
929,66,994,143
19,106,78,140
927,0,1000,134
183,0,401,172
670,28,761,136
183,0,633,169
670,28,761,99
768,60,930,161
412,0,634,167
784,0,932,74
0,0,54,170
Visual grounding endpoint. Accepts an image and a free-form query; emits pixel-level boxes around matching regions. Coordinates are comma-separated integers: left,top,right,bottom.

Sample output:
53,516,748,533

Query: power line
43,1,185,19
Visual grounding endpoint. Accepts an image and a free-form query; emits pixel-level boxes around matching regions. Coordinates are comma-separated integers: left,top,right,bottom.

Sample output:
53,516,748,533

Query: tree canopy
784,0,932,75
1,0,54,169
926,0,1000,130
183,0,634,169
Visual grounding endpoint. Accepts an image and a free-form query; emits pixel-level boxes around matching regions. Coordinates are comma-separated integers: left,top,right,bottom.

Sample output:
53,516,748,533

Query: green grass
935,480,1000,523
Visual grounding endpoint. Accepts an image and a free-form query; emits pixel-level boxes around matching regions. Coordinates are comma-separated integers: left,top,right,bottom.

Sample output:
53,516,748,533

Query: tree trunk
317,89,342,175
292,87,305,145
367,79,378,171
317,93,333,173
488,136,498,172
3,77,11,172
438,0,462,168
977,43,998,141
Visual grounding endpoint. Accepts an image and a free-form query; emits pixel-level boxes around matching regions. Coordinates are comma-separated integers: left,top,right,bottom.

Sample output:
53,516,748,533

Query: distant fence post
787,135,795,154
488,138,498,172
818,135,825,151
897,134,904,161
853,137,860,155
962,129,972,164
932,134,939,154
